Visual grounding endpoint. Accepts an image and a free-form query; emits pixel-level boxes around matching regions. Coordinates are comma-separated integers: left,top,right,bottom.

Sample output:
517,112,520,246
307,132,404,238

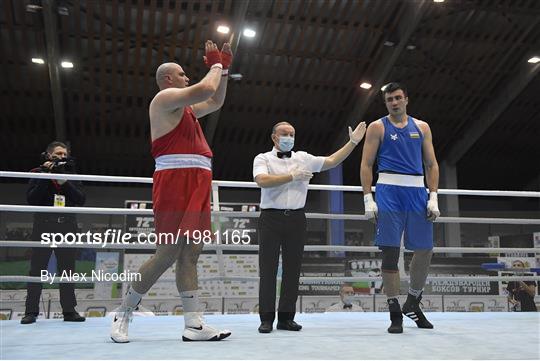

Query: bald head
155,62,188,90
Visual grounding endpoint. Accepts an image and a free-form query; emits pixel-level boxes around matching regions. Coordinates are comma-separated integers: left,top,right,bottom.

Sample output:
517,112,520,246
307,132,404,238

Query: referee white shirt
253,147,325,210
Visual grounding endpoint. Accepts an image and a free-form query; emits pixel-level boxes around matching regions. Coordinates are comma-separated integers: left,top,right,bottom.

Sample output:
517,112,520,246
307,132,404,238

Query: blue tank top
377,116,424,175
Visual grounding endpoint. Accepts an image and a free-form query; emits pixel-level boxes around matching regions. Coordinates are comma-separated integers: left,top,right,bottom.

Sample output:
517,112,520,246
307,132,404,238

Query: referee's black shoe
258,321,273,333
20,313,37,324
63,311,86,322
276,320,302,331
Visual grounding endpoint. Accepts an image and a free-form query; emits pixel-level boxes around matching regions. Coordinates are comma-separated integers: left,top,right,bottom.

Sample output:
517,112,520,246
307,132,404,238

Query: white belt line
155,154,212,171
377,173,424,187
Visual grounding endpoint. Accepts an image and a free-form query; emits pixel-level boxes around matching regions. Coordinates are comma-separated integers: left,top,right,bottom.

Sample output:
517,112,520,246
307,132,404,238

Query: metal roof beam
42,0,66,140
446,62,540,165
331,0,428,149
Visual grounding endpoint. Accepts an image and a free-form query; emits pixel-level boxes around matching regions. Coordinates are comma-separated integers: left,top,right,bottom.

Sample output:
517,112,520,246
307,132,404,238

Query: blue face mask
279,136,294,152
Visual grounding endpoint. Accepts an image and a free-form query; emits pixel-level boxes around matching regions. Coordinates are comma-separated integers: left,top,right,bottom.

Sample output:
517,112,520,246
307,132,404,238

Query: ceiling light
360,82,372,90
229,73,243,80
61,61,74,68
527,56,540,64
406,44,416,50
243,28,256,38
433,0,445,2
383,41,395,47
31,58,45,64
26,4,42,12
217,25,230,34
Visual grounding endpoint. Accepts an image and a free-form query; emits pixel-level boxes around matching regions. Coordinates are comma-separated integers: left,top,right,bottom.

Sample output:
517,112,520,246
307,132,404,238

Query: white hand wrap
364,193,378,221
426,191,440,221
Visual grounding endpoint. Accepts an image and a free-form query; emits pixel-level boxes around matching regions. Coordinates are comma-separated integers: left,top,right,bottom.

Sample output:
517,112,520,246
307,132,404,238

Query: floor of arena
1,312,539,360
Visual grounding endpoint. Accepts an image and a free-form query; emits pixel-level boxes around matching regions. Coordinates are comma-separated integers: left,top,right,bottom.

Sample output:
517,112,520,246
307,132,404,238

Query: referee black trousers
258,209,306,322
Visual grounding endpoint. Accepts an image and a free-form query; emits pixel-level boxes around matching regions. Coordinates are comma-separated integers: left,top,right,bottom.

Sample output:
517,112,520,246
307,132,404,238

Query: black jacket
27,168,86,237
507,281,538,312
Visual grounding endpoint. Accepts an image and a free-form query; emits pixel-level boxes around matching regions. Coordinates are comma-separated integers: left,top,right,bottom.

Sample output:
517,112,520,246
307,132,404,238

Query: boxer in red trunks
111,40,233,343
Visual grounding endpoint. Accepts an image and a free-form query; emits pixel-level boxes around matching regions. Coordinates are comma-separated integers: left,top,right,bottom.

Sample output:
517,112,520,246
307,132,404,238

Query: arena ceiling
1,0,539,191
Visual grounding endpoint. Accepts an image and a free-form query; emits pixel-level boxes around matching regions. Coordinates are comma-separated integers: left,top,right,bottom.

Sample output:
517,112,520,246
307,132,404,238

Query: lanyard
51,180,63,193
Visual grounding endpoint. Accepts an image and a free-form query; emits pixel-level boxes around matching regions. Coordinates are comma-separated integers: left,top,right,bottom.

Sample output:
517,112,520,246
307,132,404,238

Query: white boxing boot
110,287,142,343
182,312,231,341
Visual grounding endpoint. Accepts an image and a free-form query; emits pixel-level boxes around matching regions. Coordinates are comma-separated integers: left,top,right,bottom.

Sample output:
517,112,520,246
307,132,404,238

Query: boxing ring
1,312,538,359
0,171,539,360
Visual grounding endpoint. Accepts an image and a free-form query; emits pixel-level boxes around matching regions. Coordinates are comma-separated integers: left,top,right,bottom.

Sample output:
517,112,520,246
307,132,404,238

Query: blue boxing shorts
374,173,433,250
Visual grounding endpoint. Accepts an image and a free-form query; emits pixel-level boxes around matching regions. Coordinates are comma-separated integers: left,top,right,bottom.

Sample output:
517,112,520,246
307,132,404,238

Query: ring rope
1,205,538,225
1,275,538,284
2,171,539,198
3,172,538,292
1,240,538,254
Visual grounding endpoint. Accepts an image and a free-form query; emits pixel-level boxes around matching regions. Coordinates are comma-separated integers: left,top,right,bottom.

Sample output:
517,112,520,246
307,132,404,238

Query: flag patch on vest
409,132,420,139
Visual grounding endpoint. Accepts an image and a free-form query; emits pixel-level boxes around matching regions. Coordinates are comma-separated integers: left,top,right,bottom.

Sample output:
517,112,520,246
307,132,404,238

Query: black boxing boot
387,298,403,334
402,292,433,329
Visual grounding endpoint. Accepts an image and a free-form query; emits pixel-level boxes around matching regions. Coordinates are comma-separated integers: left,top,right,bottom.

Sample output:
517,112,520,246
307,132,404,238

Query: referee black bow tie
277,151,291,159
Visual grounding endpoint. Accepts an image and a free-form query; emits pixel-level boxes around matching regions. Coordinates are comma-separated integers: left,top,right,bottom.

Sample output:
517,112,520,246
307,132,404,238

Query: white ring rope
2,171,539,198
1,275,539,284
2,171,539,289
1,205,538,225
0,240,538,254
0,171,153,184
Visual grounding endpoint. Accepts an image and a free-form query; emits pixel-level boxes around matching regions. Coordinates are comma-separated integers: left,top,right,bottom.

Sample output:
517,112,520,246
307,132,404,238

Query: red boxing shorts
152,167,212,244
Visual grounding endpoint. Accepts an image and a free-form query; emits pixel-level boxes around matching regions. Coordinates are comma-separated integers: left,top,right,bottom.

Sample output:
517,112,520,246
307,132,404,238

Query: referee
253,120,366,333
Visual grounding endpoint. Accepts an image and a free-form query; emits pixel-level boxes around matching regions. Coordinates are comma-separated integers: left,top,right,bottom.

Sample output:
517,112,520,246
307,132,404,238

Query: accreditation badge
54,194,66,207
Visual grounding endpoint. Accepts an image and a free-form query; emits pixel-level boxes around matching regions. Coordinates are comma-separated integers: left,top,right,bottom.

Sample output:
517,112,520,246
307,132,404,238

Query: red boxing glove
221,51,232,69
204,49,222,68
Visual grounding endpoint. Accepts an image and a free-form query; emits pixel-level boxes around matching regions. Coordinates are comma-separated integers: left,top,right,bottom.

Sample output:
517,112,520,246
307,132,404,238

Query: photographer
21,141,86,324
506,260,538,312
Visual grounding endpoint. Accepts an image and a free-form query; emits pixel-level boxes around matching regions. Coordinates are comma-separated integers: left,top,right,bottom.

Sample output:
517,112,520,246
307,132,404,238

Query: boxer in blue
360,82,440,333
